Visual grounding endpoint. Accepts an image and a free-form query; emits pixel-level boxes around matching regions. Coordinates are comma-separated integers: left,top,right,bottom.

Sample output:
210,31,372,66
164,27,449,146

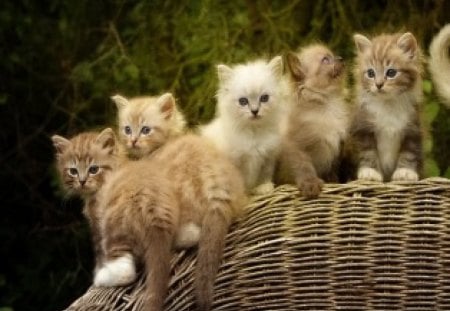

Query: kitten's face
286,44,345,94
217,56,283,122
113,94,176,158
354,33,420,98
52,128,117,197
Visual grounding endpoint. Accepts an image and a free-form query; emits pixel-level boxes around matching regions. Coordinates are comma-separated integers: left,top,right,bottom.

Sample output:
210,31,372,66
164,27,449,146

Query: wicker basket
66,177,450,311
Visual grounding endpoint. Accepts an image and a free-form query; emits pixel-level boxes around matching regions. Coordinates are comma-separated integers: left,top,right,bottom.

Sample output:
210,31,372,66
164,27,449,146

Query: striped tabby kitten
200,56,288,195
429,24,450,107
275,44,348,197
52,128,118,274
112,93,247,311
351,32,423,182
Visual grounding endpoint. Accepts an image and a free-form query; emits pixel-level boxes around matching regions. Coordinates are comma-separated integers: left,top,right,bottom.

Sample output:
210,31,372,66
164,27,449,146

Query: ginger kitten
200,56,288,195
351,32,423,182
112,93,247,311
52,128,118,273
429,24,450,107
275,44,348,197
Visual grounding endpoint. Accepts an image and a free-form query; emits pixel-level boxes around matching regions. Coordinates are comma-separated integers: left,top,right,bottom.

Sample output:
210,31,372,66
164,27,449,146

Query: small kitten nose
251,109,259,116
376,83,384,90
131,139,138,146
79,180,86,186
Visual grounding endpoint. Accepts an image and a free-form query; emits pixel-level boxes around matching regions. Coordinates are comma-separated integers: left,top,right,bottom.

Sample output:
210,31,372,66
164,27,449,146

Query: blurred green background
0,1,449,310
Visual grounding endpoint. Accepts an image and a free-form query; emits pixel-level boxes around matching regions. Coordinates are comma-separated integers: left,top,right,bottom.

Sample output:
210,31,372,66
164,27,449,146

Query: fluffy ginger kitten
429,24,450,107
52,128,118,274
200,56,288,195
275,44,348,197
112,93,247,311
53,129,182,310
350,32,423,182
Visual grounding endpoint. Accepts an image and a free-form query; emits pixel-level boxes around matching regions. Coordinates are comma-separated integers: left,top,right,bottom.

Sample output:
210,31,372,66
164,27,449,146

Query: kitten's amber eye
124,126,132,135
386,68,397,78
141,126,152,135
366,69,376,78
88,165,99,175
68,168,78,176
260,94,269,103
238,97,249,106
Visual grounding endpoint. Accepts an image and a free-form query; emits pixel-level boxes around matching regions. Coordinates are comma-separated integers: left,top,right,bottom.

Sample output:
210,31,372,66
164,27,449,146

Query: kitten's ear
51,135,71,155
268,55,283,77
353,34,372,53
111,94,129,110
217,64,234,83
397,32,417,59
156,93,176,120
284,52,305,81
95,128,116,154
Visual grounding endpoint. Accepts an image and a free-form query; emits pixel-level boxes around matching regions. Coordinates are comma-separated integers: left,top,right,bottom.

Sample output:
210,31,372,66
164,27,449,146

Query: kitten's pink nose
131,139,138,147
376,82,384,90
79,179,86,186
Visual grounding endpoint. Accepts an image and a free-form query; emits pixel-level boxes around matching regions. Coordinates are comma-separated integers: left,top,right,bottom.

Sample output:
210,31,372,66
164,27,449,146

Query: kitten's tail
429,24,450,107
142,227,173,311
195,200,232,311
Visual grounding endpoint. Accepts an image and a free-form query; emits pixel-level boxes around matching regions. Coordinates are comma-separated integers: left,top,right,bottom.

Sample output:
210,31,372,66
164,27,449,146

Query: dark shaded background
1,1,449,310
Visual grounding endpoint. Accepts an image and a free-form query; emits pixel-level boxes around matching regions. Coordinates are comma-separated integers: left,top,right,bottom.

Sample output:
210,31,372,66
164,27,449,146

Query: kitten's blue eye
124,126,132,135
260,94,269,103
238,97,249,106
68,168,78,176
141,126,151,135
367,69,375,78
88,165,99,175
386,68,397,78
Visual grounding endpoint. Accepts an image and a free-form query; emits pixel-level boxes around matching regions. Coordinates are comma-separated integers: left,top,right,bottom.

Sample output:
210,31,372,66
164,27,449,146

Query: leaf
423,79,433,94
423,100,440,124
424,158,440,177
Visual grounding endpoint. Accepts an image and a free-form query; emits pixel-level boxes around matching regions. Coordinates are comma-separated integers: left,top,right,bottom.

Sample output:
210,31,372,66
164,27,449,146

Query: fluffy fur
52,128,118,273
429,24,450,107
350,32,424,182
113,93,247,311
275,44,348,197
200,56,288,195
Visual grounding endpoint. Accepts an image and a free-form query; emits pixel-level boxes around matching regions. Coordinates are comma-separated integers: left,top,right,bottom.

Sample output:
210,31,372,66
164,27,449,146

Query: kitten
52,128,118,274
429,24,450,107
112,93,247,311
53,128,183,311
200,56,288,195
351,32,423,182
275,44,348,197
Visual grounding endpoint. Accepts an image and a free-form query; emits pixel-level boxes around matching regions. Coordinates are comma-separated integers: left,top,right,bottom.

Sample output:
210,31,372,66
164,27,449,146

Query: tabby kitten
275,44,348,197
429,24,450,107
52,128,118,273
351,32,423,182
112,93,247,311
200,56,288,195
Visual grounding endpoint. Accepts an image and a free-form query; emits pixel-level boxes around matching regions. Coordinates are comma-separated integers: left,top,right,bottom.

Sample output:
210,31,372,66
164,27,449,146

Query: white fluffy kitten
201,56,289,195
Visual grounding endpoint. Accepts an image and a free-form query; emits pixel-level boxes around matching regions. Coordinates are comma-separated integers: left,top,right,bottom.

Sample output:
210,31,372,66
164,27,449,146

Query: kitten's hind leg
94,252,137,287
392,126,422,182
252,158,276,195
174,222,201,249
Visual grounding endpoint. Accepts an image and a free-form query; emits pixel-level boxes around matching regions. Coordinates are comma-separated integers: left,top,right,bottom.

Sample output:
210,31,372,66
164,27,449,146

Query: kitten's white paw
392,168,419,182
357,167,383,182
252,182,274,195
94,254,136,287
174,222,201,249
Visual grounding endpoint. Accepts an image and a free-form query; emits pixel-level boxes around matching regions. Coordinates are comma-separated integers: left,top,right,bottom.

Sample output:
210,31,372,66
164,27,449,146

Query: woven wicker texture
66,178,450,311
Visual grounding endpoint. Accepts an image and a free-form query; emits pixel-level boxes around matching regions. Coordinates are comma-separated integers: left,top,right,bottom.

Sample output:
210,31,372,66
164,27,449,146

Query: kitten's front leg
392,125,422,182
354,126,383,182
251,157,276,195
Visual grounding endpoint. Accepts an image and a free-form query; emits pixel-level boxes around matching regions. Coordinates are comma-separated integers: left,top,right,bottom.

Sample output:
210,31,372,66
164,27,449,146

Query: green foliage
1,1,449,310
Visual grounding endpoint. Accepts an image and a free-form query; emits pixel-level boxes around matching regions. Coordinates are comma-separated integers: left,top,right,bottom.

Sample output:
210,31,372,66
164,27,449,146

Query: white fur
361,92,416,178
201,59,289,192
357,167,383,182
392,167,419,182
174,222,201,249
429,24,450,107
94,253,136,287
